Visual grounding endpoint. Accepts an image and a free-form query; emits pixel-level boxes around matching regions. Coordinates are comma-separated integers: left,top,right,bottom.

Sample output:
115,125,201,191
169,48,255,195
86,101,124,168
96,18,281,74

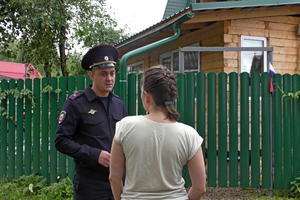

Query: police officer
55,44,127,200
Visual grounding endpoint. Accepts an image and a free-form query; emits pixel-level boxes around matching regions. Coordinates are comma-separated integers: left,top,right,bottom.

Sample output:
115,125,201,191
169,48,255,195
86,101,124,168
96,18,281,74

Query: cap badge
104,56,109,61
88,109,97,115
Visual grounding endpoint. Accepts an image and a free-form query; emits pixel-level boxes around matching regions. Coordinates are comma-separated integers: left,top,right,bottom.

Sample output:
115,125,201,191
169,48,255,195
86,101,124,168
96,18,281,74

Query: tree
0,0,127,77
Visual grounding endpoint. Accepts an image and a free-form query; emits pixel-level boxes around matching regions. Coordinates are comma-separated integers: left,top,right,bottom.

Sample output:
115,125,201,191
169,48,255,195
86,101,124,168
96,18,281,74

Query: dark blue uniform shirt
55,86,127,199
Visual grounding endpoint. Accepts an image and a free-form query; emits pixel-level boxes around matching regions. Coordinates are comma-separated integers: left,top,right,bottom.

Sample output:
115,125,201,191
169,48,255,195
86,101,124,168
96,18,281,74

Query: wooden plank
273,47,298,56
0,80,8,179
240,72,250,187
261,73,271,188
269,38,298,48
282,74,293,189
268,22,297,32
273,74,283,189
292,75,300,178
156,22,224,55
16,80,24,177
224,67,239,73
228,26,268,37
224,34,233,43
224,43,239,47
273,61,297,69
207,73,217,187
218,73,228,187
231,19,266,29
250,73,260,188
224,59,238,68
196,73,206,165
24,79,32,176
32,78,40,174
49,77,58,183
269,30,297,40
8,80,16,179
273,54,297,62
229,72,238,187
255,16,300,25
41,78,49,180
224,51,238,59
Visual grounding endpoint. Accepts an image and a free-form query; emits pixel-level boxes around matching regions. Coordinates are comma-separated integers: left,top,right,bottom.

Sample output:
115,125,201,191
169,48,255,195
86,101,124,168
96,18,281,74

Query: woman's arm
109,139,125,200
187,148,206,200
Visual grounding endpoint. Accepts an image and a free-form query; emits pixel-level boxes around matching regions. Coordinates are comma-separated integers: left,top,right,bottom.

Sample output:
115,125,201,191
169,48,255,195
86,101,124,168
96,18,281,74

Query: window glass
160,44,199,73
241,36,266,73
184,51,198,71
172,52,179,72
161,56,172,71
128,62,144,73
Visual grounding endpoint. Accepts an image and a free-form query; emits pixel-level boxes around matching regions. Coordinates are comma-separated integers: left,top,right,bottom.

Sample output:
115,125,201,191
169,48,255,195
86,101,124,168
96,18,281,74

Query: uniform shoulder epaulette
68,91,83,100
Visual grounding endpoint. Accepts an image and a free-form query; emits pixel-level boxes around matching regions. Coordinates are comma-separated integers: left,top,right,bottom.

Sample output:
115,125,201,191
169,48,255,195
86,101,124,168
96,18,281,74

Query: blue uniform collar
84,85,113,102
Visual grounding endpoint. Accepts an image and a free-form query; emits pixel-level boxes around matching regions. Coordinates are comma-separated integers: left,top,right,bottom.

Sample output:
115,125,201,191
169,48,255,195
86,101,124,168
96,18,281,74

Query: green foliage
66,52,86,76
41,85,62,94
0,88,34,121
0,175,73,200
0,0,127,77
277,85,300,100
40,177,73,200
289,177,300,198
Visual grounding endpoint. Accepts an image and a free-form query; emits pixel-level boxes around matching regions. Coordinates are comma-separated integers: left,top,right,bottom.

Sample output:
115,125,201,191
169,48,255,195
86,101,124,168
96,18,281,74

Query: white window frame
127,61,144,73
240,36,267,73
159,44,200,73
160,51,176,72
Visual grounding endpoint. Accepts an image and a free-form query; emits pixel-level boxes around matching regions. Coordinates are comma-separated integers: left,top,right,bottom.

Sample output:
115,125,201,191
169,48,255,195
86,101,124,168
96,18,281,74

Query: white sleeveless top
114,115,203,200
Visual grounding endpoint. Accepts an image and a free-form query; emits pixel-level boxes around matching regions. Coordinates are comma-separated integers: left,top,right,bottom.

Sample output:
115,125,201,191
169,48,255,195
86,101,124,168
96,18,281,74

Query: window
240,36,267,73
128,61,144,73
160,44,200,73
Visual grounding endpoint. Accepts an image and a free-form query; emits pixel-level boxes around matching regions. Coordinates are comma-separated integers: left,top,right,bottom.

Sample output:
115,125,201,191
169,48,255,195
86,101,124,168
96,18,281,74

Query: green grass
0,175,73,200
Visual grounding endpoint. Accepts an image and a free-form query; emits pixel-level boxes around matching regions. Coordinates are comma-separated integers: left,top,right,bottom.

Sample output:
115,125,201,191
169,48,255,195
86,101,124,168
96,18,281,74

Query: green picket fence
0,72,299,190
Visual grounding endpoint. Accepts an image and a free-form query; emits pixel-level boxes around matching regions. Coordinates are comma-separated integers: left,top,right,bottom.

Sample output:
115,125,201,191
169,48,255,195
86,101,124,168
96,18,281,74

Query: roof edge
116,8,192,48
191,0,300,11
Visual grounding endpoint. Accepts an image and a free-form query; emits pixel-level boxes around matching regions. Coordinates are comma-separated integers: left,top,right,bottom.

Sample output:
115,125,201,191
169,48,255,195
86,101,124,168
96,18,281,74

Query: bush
0,175,73,200
289,177,300,198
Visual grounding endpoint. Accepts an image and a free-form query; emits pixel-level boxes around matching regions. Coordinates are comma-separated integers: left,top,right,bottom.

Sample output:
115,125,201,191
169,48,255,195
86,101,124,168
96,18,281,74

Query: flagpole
267,51,274,197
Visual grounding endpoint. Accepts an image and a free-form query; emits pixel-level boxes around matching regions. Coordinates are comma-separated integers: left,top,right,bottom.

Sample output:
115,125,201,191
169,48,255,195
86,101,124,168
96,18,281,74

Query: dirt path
199,187,269,200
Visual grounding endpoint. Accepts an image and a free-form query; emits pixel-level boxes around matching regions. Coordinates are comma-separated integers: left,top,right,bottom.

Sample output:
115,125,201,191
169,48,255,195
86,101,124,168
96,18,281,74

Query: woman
109,65,206,200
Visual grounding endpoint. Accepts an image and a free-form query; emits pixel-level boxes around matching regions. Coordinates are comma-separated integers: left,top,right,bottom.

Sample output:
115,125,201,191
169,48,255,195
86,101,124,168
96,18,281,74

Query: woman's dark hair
141,65,179,121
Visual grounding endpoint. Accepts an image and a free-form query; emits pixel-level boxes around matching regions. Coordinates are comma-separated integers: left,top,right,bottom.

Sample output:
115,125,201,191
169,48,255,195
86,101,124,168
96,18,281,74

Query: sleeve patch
58,111,67,124
68,92,82,100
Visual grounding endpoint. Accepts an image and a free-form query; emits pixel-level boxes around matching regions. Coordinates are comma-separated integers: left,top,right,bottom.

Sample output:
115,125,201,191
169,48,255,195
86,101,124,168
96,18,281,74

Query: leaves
0,0,127,77
289,176,300,198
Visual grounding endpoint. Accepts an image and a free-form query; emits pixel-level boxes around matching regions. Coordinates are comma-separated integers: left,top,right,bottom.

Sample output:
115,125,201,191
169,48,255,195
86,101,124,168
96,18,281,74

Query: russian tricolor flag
268,63,276,93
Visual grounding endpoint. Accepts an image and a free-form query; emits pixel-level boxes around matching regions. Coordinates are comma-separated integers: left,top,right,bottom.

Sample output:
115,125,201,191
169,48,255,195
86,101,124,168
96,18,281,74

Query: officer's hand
98,151,111,167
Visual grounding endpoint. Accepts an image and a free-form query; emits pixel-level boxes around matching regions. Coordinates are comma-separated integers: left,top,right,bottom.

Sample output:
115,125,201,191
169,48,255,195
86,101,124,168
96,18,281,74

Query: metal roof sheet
117,0,300,48
163,0,190,19
191,0,300,11
0,61,41,79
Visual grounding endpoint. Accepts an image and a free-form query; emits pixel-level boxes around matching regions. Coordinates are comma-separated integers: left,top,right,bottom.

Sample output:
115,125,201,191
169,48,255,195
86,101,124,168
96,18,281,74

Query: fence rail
0,72,299,189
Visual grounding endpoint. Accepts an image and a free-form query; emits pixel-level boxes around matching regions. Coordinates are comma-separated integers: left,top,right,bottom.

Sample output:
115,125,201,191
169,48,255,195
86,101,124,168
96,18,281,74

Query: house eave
116,8,192,49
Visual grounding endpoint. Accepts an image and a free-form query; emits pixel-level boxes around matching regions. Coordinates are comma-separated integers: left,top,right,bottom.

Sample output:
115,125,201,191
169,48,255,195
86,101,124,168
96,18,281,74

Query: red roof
0,61,41,80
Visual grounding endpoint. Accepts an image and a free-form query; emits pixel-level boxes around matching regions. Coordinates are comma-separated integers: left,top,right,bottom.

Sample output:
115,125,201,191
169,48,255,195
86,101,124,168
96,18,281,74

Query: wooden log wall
224,16,300,74
128,22,225,72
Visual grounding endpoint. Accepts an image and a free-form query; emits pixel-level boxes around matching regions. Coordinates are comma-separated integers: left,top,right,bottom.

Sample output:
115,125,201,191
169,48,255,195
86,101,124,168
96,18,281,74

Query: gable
163,0,192,19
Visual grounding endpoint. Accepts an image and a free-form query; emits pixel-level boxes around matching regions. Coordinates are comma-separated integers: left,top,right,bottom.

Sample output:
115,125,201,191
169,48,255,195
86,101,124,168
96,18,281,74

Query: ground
198,187,272,200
